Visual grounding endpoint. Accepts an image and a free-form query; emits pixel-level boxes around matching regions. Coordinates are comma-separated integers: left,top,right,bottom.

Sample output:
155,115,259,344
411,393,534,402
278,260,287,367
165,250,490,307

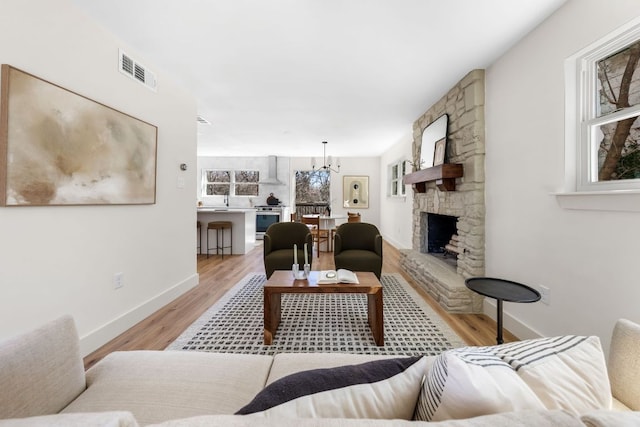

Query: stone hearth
400,69,485,313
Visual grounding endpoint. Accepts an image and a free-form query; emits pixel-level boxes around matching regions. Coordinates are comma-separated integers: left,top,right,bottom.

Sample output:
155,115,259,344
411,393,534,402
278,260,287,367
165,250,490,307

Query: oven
255,206,283,239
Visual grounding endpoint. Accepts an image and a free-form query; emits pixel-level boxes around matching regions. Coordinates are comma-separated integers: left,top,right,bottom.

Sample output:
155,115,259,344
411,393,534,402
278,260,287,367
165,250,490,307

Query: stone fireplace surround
400,69,485,313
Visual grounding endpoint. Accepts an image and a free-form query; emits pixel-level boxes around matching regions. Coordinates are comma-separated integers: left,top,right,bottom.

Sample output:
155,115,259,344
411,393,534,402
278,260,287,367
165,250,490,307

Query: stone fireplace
400,69,485,313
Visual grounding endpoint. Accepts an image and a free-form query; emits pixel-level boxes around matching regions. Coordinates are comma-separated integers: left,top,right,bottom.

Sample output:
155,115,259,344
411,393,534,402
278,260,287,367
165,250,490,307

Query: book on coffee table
318,269,359,284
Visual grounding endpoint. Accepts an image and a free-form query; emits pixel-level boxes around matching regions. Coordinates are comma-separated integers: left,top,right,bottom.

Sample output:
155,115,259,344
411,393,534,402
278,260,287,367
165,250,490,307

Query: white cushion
414,348,545,421
581,409,640,427
237,356,429,419
415,335,611,421
147,410,585,427
0,411,138,427
493,335,611,414
62,351,273,425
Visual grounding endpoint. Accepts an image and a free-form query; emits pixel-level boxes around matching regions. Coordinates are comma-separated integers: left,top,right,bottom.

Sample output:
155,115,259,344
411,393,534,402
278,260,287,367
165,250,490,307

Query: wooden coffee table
264,270,384,346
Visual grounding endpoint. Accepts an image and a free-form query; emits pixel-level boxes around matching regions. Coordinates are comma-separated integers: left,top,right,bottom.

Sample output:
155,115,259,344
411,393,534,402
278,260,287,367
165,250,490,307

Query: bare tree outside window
202,169,258,196
596,41,640,181
205,170,230,195
295,170,330,215
234,170,259,196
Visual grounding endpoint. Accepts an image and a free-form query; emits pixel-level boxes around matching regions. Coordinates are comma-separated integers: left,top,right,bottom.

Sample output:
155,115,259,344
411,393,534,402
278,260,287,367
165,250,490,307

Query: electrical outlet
540,285,550,305
177,176,185,189
114,272,124,289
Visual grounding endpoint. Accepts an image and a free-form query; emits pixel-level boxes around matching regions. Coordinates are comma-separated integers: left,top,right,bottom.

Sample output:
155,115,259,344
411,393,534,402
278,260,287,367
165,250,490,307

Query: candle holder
292,264,307,280
303,263,310,278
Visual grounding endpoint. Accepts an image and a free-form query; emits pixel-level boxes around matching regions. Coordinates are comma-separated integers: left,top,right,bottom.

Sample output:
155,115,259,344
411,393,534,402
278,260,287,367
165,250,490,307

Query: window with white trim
388,160,407,197
568,21,640,192
202,169,259,196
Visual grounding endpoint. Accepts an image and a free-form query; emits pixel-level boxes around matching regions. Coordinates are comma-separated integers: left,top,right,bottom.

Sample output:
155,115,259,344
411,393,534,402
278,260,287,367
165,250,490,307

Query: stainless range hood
259,156,285,185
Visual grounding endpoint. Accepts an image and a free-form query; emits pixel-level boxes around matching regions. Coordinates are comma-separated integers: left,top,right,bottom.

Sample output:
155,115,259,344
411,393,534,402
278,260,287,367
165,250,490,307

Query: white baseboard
483,299,543,341
381,234,408,251
80,273,199,356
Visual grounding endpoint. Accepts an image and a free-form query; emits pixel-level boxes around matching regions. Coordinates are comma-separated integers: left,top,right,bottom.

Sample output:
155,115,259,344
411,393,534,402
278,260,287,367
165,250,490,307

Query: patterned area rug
167,273,465,356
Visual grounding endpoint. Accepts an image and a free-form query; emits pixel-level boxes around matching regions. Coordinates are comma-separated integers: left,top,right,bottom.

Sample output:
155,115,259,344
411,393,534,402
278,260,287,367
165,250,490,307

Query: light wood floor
83,241,516,369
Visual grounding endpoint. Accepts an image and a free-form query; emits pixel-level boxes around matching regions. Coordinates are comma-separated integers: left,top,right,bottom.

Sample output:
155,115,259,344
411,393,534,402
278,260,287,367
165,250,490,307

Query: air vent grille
121,53,134,75
134,63,145,82
119,49,157,92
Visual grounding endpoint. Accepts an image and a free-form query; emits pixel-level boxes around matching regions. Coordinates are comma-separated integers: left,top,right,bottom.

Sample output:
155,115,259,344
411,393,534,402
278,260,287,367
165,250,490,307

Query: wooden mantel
402,163,463,192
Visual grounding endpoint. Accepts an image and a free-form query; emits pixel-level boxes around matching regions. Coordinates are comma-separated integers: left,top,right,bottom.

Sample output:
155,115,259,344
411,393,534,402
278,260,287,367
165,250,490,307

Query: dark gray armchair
263,222,313,278
333,222,383,279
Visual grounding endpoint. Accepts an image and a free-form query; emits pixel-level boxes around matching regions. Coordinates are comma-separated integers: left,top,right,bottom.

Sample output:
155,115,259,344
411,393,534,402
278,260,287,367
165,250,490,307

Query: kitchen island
197,208,257,255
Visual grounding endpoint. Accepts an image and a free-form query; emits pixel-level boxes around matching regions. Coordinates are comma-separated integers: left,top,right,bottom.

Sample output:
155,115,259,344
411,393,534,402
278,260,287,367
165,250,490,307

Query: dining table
302,214,346,252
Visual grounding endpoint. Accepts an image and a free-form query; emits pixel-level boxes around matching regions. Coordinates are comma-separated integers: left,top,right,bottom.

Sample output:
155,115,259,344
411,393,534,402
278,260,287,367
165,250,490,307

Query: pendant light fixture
311,141,340,173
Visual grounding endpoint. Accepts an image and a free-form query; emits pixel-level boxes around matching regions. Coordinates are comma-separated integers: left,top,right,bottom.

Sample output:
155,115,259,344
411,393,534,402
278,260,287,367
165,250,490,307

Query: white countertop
197,207,257,213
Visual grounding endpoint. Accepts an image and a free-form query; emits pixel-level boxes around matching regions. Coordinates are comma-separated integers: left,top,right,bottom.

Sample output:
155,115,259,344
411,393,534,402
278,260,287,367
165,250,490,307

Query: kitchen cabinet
197,208,257,255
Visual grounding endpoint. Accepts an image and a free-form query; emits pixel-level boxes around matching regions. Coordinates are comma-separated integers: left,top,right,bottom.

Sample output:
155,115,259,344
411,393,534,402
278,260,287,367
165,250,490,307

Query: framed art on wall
433,138,446,166
343,175,369,208
0,64,158,206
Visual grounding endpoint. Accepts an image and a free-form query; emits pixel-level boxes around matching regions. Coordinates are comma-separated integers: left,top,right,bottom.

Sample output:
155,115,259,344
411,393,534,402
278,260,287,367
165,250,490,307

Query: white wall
485,0,640,352
379,133,414,249
0,0,198,355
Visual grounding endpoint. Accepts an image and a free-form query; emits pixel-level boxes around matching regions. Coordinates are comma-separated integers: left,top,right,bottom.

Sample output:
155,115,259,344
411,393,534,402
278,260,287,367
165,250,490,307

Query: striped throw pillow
414,335,611,421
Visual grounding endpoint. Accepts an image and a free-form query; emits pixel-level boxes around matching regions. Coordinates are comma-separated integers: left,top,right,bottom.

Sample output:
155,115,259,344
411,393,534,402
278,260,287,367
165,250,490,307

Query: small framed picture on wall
433,138,446,166
343,175,369,209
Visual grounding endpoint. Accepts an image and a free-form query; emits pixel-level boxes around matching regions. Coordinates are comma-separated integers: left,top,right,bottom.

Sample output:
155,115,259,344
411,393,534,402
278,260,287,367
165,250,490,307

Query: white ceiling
71,0,566,158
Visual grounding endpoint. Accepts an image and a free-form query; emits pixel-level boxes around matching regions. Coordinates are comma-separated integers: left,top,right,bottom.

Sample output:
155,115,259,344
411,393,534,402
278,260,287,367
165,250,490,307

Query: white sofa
0,315,638,426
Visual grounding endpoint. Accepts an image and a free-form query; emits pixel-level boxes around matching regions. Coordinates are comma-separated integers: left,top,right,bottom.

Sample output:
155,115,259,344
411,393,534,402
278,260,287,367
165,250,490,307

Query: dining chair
301,215,330,257
347,212,361,223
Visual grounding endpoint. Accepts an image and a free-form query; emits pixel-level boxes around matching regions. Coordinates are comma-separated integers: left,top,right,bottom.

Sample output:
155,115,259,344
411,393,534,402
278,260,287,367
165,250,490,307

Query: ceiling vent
119,49,157,92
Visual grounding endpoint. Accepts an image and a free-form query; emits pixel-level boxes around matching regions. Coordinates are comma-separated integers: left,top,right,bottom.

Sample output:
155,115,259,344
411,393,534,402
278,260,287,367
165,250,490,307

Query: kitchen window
234,170,259,196
202,169,259,197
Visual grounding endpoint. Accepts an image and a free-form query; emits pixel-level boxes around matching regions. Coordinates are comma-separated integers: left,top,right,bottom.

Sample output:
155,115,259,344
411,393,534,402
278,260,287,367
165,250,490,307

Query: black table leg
465,277,541,346
496,299,504,345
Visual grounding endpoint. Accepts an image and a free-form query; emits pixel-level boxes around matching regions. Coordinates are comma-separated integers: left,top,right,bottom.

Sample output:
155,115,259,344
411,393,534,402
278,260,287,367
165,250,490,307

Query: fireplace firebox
420,212,459,266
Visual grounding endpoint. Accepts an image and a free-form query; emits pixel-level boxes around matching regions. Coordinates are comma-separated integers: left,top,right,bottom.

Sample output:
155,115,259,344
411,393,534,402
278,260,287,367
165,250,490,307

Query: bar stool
196,221,201,254
207,221,233,259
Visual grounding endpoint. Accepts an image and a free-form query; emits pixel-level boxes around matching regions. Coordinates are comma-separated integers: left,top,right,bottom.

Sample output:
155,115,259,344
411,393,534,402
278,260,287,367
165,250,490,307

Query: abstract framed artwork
0,65,157,206
343,175,369,209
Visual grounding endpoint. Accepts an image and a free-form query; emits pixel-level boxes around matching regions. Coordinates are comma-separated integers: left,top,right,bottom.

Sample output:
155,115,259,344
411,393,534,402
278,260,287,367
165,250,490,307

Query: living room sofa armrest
374,234,383,257
0,315,86,419
334,233,343,255
581,409,640,427
608,318,640,411
263,234,273,255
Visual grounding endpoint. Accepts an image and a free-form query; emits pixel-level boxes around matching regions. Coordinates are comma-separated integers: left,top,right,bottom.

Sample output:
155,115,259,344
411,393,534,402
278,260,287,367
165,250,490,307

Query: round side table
465,277,541,345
